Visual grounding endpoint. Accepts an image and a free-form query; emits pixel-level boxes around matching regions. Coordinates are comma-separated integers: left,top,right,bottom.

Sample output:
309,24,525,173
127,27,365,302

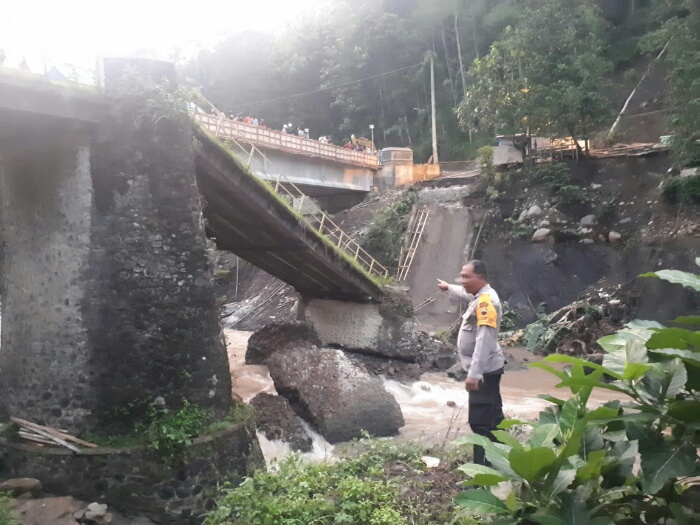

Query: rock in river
266,345,404,443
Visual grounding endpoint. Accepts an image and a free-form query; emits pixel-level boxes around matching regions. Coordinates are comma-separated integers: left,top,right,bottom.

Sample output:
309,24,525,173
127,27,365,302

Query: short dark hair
467,259,487,279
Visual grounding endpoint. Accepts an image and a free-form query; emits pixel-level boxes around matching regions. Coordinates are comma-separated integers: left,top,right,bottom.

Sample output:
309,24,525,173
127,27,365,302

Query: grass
0,494,17,525
195,126,387,291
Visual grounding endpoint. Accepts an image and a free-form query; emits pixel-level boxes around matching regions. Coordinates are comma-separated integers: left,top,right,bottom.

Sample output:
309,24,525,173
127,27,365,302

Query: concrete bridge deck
194,126,384,301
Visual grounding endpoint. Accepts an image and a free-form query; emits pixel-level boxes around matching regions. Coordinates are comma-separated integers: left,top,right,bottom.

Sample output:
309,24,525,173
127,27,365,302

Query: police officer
438,260,505,465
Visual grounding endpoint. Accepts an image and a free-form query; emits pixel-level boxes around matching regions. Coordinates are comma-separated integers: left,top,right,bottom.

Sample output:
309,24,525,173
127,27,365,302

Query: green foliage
477,146,495,172
459,0,613,140
662,174,700,204
204,437,466,525
527,163,571,188
362,192,417,268
500,301,519,332
87,399,219,454
556,184,587,205
143,400,211,455
645,2,700,167
526,163,587,204
0,494,17,525
503,218,531,240
456,261,700,524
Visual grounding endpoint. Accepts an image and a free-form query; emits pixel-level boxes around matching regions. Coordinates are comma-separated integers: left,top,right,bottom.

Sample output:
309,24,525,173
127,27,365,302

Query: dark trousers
468,368,505,466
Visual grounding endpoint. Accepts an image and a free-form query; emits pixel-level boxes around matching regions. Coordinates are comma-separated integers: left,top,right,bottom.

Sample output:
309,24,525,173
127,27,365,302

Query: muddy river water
226,329,623,463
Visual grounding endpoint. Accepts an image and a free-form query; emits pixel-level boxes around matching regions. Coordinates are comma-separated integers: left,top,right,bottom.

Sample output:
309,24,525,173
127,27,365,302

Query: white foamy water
224,329,623,466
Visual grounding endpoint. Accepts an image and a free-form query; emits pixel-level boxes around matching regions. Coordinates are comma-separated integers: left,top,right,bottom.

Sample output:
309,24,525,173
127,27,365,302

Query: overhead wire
227,61,425,110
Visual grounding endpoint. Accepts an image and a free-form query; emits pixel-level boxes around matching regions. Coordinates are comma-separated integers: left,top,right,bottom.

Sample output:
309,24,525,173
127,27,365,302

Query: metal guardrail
194,111,379,169
196,120,389,279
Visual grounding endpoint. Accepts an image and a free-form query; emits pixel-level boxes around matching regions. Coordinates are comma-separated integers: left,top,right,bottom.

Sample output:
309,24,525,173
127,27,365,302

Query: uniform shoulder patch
476,293,498,328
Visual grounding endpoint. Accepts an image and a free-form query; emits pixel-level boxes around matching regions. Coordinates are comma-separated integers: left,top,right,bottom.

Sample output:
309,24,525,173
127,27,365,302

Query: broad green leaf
555,376,633,398
531,511,567,525
646,327,700,350
539,406,558,425
456,434,519,478
505,489,518,513
457,463,506,478
672,316,700,326
559,489,592,525
641,359,688,399
648,348,700,366
498,418,529,429
603,341,648,377
604,440,638,486
596,334,626,353
559,397,579,433
542,354,622,381
530,423,560,448
622,362,652,381
454,489,511,514
460,473,509,486
641,442,697,494
667,399,700,423
576,450,606,481
549,468,576,496
640,269,700,291
492,430,522,449
626,320,665,329
584,405,621,422
529,362,568,380
583,426,604,452
626,423,660,453
538,394,566,406
509,447,557,482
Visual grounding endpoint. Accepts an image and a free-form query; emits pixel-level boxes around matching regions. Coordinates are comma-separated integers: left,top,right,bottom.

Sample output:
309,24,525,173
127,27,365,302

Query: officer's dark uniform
447,283,506,465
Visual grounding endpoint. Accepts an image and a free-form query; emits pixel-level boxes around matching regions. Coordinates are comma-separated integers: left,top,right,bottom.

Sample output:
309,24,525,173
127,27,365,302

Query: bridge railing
202,125,390,279
193,111,379,169
280,182,390,279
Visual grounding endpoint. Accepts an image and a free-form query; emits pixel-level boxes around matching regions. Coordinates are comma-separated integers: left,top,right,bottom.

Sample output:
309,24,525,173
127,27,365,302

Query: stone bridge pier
0,61,232,435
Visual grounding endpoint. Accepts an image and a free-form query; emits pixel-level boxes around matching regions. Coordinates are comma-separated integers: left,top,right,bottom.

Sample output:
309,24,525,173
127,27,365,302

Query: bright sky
0,0,318,73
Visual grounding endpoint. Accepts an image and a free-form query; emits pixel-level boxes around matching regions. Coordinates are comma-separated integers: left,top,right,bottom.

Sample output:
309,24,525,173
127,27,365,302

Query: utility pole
430,54,439,165
454,10,472,143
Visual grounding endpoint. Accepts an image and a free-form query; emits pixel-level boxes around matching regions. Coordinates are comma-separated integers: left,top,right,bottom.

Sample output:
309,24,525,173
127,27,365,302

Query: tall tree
459,0,614,144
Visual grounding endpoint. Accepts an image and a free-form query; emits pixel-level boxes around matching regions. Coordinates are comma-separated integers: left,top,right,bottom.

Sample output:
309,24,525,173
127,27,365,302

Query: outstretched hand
437,279,449,292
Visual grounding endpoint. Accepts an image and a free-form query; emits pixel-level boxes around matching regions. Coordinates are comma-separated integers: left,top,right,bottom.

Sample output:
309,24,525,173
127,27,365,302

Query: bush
362,192,417,268
0,494,17,525
455,261,700,524
501,301,519,331
662,174,700,204
204,438,473,525
527,163,571,189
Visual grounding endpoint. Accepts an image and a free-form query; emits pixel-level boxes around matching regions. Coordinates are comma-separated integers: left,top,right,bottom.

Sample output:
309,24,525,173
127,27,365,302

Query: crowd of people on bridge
0,50,32,72
203,107,376,154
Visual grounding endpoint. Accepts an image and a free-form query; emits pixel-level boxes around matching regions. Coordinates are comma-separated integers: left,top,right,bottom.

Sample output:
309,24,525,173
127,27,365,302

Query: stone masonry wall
0,64,232,434
0,423,263,525
0,133,94,431
84,80,232,431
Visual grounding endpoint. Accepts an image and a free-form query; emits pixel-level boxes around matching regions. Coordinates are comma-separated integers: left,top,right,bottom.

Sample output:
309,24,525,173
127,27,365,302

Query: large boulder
0,478,42,497
299,287,416,360
250,393,313,452
246,321,322,364
531,228,552,243
266,346,405,443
